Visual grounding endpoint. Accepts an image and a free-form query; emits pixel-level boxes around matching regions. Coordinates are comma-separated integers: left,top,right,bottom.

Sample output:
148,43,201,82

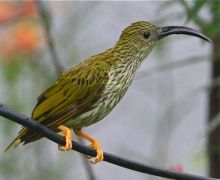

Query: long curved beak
158,26,211,42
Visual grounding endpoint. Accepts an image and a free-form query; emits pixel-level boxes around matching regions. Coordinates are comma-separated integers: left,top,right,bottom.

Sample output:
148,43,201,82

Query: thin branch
78,137,96,180
136,55,210,79
0,104,214,180
36,1,65,75
37,1,96,178
36,1,96,178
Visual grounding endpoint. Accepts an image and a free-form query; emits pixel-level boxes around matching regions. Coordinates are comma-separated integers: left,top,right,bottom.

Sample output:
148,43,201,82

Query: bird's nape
158,26,211,42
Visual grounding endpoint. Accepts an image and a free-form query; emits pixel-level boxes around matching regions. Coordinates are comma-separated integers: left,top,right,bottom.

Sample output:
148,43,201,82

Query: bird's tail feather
4,128,27,153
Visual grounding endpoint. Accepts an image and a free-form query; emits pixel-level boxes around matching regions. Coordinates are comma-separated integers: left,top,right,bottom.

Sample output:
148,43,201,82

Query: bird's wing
32,62,109,129
4,61,110,150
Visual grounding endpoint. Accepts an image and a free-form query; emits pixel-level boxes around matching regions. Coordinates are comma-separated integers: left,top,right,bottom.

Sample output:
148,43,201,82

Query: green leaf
187,0,207,21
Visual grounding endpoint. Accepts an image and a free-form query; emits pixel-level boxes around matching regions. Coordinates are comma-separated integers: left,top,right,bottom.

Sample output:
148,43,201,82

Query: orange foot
76,130,104,164
58,125,72,151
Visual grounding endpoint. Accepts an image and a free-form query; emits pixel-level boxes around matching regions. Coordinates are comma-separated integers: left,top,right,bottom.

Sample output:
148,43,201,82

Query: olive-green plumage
5,21,210,151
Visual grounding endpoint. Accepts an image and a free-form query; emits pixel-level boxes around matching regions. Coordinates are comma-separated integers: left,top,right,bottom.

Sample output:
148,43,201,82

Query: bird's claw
75,130,104,163
58,138,72,151
87,142,104,164
58,125,72,151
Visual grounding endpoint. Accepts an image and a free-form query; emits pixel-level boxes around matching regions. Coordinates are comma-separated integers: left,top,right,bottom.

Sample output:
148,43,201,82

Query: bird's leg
58,125,72,151
75,130,104,164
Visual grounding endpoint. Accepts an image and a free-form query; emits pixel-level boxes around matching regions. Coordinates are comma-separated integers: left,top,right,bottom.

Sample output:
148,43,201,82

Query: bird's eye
143,31,150,39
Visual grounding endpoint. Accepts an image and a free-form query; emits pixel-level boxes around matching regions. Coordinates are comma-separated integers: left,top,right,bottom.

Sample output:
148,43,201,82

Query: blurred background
0,1,219,180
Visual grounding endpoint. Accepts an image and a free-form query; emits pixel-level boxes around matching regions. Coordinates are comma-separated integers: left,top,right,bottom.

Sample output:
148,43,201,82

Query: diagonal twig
0,103,214,180
36,1,95,179
36,0,64,75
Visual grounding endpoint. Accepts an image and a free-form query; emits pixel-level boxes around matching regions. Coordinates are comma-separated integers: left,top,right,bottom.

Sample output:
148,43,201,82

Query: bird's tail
4,127,27,153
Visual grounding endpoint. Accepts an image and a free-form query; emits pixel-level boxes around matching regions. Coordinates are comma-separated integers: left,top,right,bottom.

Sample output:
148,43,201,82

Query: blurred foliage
162,0,220,37
0,1,71,179
178,0,220,135
159,0,220,177
159,0,220,130
0,1,99,180
158,0,220,135
150,1,219,176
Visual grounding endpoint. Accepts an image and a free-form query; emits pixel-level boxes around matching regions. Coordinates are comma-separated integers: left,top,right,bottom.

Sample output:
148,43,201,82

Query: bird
5,21,210,163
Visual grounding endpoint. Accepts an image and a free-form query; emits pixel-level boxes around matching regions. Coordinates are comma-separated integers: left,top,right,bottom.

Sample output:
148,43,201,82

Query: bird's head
116,21,210,59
